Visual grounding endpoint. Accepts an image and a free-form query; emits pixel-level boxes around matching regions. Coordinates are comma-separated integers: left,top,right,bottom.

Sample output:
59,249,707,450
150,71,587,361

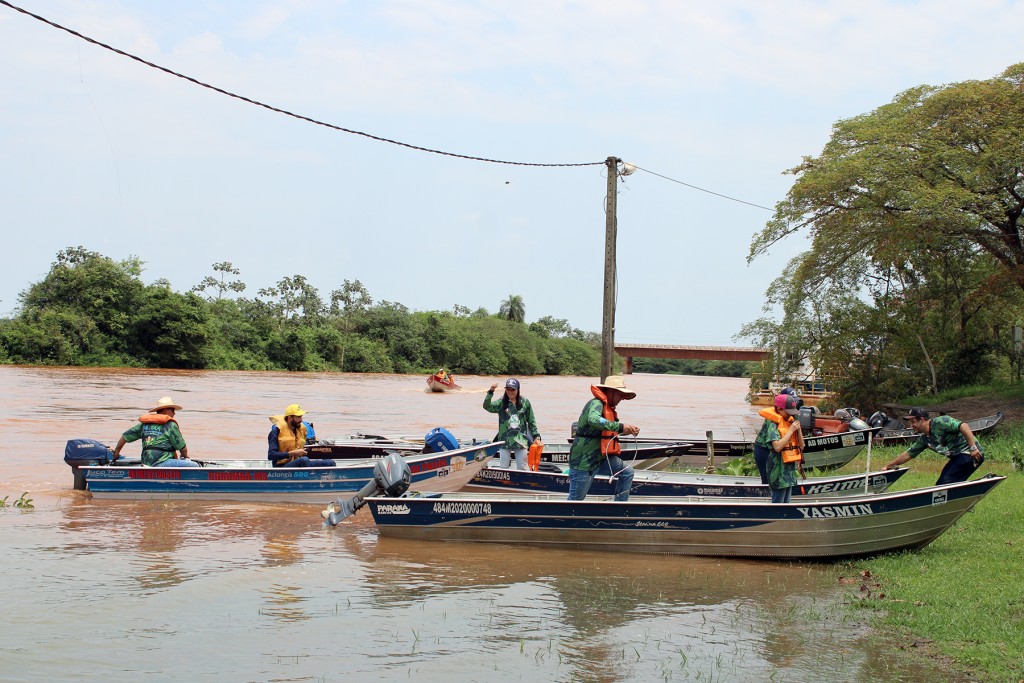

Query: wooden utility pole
601,156,620,382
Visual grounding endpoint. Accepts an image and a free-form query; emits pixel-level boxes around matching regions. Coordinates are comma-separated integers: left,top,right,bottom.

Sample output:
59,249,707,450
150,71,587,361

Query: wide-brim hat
149,396,183,412
595,375,636,399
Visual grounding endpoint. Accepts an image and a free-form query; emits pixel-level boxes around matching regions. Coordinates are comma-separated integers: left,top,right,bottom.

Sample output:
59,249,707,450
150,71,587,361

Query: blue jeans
936,453,983,485
155,458,200,468
753,444,771,485
283,456,336,468
568,455,635,502
770,486,792,503
498,447,527,469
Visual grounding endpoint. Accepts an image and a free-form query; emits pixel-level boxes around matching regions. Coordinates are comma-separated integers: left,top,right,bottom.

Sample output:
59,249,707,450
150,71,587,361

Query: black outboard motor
322,452,411,526
868,411,906,430
64,439,113,490
798,406,816,432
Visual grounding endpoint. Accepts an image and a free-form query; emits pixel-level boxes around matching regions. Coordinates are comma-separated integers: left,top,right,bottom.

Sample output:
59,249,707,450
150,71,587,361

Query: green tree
192,261,246,301
129,288,212,369
746,63,1024,400
499,294,526,323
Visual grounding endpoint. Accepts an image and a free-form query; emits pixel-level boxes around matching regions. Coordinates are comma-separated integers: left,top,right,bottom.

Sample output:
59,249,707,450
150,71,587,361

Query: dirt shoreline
888,394,1024,427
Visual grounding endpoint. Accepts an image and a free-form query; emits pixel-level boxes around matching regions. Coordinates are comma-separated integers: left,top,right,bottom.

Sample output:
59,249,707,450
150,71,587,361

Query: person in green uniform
112,396,198,467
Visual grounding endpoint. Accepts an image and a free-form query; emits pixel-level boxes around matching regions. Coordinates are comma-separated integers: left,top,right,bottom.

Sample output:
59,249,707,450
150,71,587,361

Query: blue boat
463,464,909,499
73,442,498,503
362,475,1005,560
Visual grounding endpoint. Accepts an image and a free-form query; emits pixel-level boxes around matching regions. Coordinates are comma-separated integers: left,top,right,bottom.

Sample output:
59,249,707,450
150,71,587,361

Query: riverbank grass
829,434,1024,680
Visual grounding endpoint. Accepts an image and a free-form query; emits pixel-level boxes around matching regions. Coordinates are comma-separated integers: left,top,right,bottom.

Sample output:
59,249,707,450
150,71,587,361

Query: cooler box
424,427,459,453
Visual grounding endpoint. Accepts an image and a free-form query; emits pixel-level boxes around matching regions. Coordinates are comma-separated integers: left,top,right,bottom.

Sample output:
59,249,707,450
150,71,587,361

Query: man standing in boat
111,396,200,467
567,375,640,502
883,408,984,484
268,404,336,468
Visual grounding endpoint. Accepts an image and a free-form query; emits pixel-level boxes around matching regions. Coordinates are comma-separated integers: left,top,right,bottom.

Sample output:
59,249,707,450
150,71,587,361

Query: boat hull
463,465,908,498
426,374,460,392
367,476,1004,560
81,442,497,502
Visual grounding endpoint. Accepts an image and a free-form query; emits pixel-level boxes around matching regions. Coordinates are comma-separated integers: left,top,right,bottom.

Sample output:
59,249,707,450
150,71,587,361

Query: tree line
741,62,1024,409
0,248,602,375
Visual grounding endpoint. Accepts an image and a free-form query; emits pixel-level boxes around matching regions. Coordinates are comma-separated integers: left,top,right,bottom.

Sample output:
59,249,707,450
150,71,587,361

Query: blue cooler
424,427,458,453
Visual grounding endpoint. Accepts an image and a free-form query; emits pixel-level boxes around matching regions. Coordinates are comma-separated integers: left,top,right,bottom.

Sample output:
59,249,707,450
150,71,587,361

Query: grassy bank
823,423,1024,680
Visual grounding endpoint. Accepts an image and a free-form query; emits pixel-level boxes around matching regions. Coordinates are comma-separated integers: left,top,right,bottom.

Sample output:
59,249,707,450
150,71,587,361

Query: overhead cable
630,164,774,211
0,0,603,168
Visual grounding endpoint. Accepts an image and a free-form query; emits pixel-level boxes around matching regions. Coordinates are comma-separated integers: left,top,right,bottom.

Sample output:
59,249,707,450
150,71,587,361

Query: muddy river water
0,366,950,681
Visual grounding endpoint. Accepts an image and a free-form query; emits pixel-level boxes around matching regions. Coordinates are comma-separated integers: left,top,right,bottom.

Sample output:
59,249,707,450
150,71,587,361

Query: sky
2,0,1023,346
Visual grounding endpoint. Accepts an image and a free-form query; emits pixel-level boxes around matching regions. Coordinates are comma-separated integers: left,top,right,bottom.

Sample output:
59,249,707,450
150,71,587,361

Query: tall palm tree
499,294,525,323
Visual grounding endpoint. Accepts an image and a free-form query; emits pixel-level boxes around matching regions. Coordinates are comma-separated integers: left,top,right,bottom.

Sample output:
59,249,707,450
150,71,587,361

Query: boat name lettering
804,480,864,494
635,521,670,528
409,457,448,474
129,469,181,480
696,487,723,495
432,502,492,515
207,471,269,481
377,503,411,515
549,453,569,463
480,470,511,481
796,503,873,518
815,436,841,446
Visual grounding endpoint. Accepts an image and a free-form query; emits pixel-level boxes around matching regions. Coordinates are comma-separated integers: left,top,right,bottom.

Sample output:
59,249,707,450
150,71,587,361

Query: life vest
758,407,804,464
269,415,307,465
139,413,176,426
589,386,622,457
528,442,544,471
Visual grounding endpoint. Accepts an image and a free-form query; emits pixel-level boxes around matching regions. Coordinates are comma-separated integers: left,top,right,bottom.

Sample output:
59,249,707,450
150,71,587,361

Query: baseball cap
903,407,929,420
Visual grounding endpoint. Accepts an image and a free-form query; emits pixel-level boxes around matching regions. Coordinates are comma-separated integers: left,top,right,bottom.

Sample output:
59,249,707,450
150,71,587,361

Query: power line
630,164,774,211
0,0,603,169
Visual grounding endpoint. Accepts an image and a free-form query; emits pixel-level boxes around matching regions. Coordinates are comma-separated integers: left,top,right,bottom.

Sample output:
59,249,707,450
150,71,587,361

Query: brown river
0,366,950,682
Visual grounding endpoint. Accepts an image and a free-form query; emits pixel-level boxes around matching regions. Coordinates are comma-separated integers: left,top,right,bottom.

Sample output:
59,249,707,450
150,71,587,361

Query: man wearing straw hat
112,396,199,467
567,375,641,502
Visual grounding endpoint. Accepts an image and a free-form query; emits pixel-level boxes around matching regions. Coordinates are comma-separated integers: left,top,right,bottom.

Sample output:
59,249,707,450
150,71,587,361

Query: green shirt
482,391,540,449
121,420,187,466
756,418,797,489
906,415,979,459
569,398,623,472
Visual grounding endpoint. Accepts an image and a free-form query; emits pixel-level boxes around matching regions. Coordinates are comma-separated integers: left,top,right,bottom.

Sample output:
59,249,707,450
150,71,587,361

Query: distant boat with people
426,369,460,392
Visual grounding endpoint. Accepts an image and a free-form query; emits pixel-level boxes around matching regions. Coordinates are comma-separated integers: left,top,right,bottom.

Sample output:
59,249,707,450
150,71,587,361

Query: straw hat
284,403,307,417
595,375,636,399
149,396,183,413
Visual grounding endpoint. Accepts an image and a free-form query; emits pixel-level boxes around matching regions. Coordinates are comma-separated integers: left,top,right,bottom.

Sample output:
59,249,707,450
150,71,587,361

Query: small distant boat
426,370,460,392
364,475,1006,560
873,412,1004,447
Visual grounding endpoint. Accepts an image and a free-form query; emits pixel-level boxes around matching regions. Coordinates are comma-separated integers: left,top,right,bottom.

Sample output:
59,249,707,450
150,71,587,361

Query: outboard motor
64,439,113,490
322,452,411,526
798,406,816,432
867,411,888,428
848,417,870,431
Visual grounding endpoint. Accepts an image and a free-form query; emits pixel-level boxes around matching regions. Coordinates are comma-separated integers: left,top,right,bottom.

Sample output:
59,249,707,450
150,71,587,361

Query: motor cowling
64,439,113,490
323,452,412,526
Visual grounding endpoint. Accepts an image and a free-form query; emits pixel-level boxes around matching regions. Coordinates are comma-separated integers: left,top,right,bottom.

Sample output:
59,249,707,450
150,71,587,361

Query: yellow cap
284,403,307,417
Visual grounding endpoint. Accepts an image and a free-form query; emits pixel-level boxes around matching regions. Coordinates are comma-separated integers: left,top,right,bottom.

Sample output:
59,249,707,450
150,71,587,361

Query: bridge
614,344,769,374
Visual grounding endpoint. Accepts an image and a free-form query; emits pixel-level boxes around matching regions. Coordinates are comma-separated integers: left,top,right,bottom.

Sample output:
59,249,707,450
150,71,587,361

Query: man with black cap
883,408,984,484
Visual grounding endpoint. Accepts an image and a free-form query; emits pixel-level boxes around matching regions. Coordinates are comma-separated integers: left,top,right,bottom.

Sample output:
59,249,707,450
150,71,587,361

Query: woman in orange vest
753,392,804,503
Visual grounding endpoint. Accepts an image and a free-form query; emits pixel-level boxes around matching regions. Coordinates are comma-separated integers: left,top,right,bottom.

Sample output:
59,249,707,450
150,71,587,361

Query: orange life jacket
590,386,622,457
758,407,804,463
138,413,177,426
528,442,544,471
268,415,307,465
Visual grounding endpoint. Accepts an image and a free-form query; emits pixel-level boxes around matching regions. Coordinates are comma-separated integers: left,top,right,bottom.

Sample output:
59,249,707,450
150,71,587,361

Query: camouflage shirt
121,420,187,466
906,415,979,459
